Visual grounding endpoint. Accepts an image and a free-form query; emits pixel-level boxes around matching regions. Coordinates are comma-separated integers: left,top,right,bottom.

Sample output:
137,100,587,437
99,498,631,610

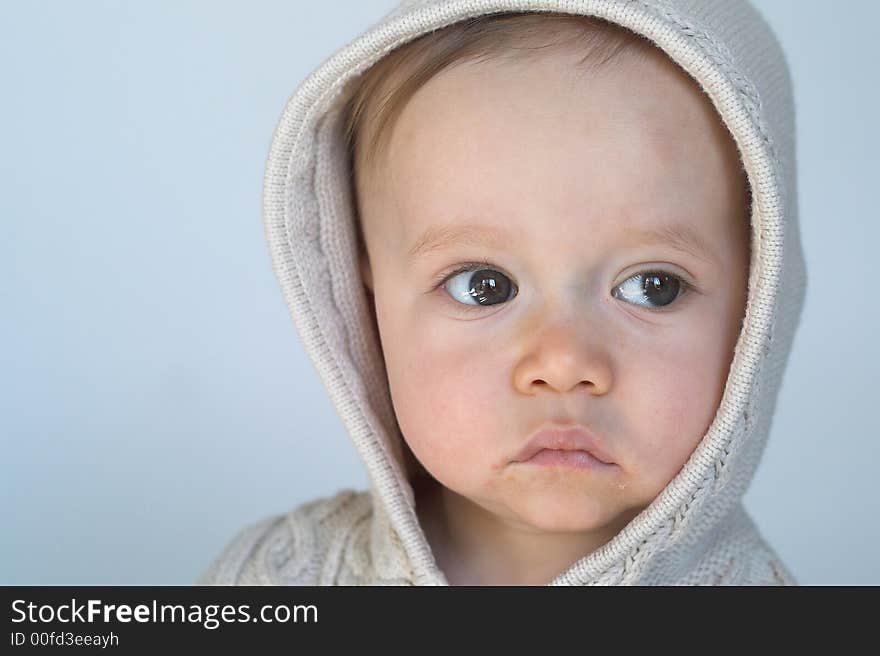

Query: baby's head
343,13,750,543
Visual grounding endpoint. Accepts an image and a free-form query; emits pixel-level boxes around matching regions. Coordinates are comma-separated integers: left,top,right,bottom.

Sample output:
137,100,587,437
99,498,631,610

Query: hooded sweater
198,0,806,586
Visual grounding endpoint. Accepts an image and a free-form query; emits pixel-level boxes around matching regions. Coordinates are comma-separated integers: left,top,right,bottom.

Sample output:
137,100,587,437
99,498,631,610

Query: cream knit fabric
198,0,806,586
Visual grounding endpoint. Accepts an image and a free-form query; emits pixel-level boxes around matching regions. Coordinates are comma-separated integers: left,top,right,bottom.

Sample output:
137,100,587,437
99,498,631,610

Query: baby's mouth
513,424,617,466
517,448,618,472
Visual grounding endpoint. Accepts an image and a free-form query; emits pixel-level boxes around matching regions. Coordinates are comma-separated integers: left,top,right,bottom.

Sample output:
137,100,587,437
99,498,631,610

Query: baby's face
356,46,749,535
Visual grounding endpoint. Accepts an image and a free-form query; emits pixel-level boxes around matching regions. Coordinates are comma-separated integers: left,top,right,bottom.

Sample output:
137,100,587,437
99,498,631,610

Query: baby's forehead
376,47,730,184
349,16,708,177
351,22,747,259
393,66,734,194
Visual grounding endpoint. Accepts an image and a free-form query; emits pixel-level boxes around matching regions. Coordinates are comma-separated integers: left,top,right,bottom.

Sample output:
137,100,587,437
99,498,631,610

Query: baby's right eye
441,266,518,308
612,270,690,310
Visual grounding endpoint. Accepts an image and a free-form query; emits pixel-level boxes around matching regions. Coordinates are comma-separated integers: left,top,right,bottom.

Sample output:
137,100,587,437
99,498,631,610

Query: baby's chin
475,463,636,530
509,495,629,535
475,479,638,536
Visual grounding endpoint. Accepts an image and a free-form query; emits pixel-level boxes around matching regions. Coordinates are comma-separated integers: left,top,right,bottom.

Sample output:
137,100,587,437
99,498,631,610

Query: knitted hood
261,0,805,584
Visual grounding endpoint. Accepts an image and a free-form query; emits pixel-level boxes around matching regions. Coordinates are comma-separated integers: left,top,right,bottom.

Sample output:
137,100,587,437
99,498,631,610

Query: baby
200,1,806,586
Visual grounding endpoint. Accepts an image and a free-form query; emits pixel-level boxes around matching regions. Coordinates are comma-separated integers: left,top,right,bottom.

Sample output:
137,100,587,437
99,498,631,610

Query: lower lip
523,449,614,470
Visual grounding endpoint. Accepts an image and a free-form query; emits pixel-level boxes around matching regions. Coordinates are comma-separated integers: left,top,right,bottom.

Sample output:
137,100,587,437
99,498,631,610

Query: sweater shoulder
726,507,798,585
677,505,799,586
196,488,373,585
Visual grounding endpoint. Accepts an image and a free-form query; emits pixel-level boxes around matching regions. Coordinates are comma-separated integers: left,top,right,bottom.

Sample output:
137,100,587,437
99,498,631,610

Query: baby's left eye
442,267,518,307
612,271,688,309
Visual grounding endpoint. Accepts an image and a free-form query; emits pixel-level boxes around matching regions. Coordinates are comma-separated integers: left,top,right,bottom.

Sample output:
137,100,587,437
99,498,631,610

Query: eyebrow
622,224,720,265
407,221,720,264
407,223,515,261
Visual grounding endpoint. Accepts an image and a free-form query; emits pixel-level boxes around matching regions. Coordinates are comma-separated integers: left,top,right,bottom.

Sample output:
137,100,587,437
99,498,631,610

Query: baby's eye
435,265,689,312
440,266,518,308
612,271,688,309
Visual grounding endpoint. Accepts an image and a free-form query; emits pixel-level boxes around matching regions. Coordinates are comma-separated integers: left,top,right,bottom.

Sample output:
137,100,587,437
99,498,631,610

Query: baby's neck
413,476,633,586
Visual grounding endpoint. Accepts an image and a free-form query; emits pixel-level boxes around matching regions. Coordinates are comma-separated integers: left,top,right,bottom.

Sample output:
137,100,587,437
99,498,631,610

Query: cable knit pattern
199,0,805,586
198,489,795,585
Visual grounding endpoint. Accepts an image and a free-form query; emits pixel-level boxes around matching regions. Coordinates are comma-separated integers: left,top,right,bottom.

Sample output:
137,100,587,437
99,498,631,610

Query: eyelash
430,260,696,314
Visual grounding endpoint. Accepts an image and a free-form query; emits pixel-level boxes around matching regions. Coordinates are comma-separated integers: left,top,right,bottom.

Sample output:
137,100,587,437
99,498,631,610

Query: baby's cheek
626,337,724,492
390,341,507,487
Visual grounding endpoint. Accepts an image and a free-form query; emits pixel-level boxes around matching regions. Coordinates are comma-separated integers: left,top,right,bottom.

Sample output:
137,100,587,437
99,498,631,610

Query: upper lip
514,424,616,465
